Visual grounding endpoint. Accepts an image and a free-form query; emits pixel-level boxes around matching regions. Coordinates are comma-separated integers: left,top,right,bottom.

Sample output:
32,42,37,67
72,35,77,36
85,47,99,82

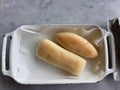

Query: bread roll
55,32,98,58
36,39,86,75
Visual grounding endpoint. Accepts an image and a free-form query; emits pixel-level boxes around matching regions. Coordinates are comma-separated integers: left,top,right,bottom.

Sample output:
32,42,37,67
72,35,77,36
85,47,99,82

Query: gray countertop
0,0,120,90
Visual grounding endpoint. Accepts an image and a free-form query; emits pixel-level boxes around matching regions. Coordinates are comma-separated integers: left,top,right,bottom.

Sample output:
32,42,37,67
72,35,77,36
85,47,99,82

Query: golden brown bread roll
55,32,98,58
36,39,86,75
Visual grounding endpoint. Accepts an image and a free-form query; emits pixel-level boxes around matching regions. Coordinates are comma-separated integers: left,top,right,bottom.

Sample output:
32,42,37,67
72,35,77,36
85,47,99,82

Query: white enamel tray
2,25,115,84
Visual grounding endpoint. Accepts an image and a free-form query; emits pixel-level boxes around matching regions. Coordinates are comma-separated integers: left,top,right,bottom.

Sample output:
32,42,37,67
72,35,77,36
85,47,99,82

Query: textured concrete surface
0,0,120,90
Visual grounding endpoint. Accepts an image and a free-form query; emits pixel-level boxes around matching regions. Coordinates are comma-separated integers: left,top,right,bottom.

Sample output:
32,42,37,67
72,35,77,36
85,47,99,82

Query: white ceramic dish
2,25,115,84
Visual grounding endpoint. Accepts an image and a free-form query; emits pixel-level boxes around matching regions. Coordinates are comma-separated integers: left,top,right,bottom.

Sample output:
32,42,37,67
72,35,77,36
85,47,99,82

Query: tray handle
104,32,116,75
2,32,13,76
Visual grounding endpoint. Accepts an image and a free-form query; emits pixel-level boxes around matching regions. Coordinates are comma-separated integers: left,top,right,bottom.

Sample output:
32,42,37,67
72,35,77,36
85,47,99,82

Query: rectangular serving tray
2,24,115,84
